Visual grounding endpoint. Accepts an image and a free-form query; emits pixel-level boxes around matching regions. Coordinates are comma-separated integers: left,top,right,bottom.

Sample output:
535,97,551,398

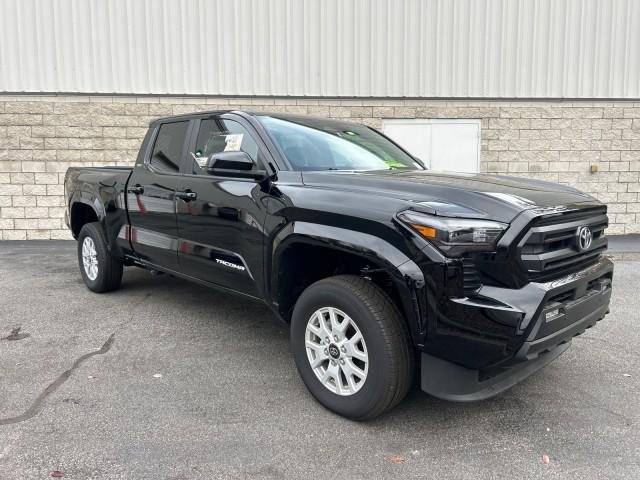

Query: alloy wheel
304,307,369,396
81,236,99,281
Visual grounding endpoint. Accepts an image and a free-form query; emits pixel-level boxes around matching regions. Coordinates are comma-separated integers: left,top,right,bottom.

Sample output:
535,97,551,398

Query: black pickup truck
64,111,613,419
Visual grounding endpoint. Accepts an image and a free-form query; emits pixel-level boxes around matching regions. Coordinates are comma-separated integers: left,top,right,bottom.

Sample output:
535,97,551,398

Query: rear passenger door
127,120,191,271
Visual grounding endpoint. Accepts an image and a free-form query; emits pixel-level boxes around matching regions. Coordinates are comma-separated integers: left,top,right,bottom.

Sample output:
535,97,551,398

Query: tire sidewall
291,281,396,419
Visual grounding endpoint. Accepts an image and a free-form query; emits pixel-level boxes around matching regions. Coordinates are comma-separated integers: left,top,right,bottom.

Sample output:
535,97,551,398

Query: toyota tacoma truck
64,111,613,419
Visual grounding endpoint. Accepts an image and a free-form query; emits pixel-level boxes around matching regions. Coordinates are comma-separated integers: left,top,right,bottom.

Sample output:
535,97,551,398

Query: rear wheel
77,222,123,293
291,275,414,420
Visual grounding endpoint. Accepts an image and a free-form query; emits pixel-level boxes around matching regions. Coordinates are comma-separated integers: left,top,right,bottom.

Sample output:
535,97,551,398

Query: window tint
150,121,189,173
191,118,260,174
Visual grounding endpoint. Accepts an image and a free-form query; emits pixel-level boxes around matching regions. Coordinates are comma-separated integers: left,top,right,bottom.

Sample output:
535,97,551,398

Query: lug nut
331,359,337,365
339,358,345,365
333,335,339,342
324,348,328,355
341,345,347,353
324,337,330,344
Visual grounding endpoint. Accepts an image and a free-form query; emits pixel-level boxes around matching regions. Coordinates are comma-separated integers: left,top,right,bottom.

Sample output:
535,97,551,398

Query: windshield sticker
224,134,243,152
383,159,408,168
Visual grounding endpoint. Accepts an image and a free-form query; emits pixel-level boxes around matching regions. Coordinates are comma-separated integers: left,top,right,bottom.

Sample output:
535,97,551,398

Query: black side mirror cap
206,151,254,171
206,151,269,181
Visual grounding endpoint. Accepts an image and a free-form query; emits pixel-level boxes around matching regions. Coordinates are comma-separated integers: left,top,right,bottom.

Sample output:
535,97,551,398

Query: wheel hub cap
305,307,369,396
81,237,99,281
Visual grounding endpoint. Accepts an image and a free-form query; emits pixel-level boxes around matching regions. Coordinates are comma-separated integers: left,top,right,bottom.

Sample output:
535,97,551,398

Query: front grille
548,289,575,304
520,207,608,282
463,257,482,295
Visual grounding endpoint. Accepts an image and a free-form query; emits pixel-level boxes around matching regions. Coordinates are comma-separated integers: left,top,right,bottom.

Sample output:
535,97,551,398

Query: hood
301,170,599,223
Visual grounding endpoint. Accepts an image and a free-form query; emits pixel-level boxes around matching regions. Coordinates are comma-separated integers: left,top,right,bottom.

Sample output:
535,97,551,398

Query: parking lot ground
1,240,639,479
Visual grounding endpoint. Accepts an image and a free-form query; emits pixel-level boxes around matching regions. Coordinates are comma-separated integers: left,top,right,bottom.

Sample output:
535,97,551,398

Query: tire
291,275,414,420
77,222,123,293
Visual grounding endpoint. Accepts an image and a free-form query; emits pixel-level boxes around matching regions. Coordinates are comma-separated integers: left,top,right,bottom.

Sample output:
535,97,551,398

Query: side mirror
206,151,268,181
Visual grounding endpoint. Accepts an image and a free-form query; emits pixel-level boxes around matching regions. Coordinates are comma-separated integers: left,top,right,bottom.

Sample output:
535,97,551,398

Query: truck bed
66,165,133,173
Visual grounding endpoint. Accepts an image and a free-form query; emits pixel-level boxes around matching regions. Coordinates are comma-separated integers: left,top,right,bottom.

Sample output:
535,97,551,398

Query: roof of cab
149,109,236,126
148,110,364,130
149,109,316,127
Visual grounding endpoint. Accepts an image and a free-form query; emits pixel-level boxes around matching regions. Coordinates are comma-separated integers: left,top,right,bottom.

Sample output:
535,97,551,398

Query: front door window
190,118,260,174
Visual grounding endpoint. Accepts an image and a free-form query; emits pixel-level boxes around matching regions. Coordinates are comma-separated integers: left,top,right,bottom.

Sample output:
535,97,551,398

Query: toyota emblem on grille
576,226,593,251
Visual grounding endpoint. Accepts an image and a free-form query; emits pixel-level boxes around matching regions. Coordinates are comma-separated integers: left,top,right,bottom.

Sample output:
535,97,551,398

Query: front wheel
291,275,414,420
77,222,123,293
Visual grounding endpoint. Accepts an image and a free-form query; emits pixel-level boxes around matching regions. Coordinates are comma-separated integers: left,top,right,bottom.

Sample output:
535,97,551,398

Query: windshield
258,115,423,171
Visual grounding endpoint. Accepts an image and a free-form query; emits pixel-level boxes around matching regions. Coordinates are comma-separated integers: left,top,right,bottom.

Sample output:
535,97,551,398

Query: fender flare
68,190,106,222
68,191,122,252
270,222,426,346
67,180,130,259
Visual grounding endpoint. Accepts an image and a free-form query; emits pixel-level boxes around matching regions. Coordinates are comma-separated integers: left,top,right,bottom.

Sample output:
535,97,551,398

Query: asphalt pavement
0,241,639,479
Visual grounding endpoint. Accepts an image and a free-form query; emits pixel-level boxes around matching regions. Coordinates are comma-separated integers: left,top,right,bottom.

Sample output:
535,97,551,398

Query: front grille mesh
520,207,608,282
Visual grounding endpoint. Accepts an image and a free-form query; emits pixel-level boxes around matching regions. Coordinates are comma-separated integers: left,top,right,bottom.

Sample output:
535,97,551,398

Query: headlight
398,211,507,256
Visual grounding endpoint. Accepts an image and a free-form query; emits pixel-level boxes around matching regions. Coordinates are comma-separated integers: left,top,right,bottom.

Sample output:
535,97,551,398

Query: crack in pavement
1,327,30,341
0,334,115,426
0,291,152,427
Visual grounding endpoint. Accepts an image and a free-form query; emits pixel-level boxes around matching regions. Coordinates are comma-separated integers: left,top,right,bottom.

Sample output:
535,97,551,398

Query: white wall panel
0,0,638,97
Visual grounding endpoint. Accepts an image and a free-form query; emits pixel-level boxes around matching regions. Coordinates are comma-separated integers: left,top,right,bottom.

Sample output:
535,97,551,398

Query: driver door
175,115,270,298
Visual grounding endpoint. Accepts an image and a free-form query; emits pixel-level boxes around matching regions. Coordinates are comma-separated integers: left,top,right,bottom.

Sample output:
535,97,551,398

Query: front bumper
421,256,613,401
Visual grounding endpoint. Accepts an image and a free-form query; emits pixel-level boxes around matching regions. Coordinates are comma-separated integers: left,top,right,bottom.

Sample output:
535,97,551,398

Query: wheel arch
69,195,104,238
67,189,126,260
270,222,426,347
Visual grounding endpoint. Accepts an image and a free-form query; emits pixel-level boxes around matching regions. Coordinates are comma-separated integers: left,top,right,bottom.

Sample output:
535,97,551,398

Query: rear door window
150,121,190,173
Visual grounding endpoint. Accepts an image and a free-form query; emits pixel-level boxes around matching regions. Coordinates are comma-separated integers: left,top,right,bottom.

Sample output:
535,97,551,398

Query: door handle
128,184,144,195
175,190,197,202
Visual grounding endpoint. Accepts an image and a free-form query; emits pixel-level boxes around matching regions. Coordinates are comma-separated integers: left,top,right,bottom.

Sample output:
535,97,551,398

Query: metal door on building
382,119,481,173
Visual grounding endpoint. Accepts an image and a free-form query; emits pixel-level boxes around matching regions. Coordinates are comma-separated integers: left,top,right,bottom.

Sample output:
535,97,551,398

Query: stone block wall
0,94,639,239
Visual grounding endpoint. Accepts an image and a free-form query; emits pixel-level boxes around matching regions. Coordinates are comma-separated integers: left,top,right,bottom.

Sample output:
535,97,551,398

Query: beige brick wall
1,94,639,239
